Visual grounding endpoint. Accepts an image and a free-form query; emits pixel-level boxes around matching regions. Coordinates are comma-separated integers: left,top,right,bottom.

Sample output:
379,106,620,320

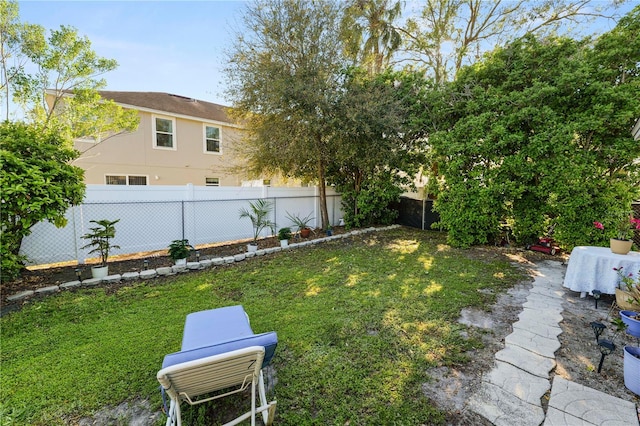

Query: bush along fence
19,185,343,266
7,226,400,304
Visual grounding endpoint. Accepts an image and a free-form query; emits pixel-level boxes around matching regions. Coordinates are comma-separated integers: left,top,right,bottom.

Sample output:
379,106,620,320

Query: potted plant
286,211,314,239
594,211,640,255
239,199,275,251
623,345,640,396
613,266,640,310
326,225,333,236
168,239,193,265
81,219,120,278
278,227,292,248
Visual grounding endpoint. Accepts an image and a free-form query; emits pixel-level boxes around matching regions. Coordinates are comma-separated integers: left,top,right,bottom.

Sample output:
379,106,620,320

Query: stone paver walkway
468,260,639,426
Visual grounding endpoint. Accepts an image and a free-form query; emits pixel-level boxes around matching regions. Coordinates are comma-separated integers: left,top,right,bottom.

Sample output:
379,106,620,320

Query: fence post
74,205,85,264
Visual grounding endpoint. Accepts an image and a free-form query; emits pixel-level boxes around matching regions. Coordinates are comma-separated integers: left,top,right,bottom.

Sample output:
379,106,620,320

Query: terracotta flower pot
610,238,633,255
300,228,311,238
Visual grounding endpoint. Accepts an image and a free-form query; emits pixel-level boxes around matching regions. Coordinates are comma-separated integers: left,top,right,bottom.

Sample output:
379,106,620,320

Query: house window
204,125,221,153
106,175,148,185
154,116,175,149
205,177,220,187
128,175,148,185
106,175,127,185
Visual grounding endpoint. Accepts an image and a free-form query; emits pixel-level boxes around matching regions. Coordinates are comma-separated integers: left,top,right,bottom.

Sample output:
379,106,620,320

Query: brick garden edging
6,226,400,304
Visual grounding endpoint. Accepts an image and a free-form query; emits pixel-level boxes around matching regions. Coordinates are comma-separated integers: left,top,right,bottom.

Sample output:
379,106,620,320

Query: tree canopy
427,6,640,248
401,0,624,84
1,0,138,140
0,0,138,281
0,121,85,280
225,0,351,230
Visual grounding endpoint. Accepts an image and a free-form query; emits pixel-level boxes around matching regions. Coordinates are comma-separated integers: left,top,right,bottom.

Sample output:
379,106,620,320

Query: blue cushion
162,331,278,369
181,306,254,351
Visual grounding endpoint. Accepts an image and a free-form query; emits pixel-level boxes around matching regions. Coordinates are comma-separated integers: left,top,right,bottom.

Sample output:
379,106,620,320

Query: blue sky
18,1,248,106
16,1,638,108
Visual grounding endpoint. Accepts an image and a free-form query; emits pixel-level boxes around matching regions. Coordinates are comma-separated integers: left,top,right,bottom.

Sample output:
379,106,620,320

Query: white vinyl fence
20,184,343,266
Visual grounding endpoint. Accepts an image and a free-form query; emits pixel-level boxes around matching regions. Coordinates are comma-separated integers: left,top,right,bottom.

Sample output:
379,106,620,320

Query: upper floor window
204,125,221,153
106,174,148,185
153,116,175,149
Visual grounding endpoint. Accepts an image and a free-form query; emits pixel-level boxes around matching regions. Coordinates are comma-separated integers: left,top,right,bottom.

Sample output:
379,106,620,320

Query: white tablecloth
563,246,640,295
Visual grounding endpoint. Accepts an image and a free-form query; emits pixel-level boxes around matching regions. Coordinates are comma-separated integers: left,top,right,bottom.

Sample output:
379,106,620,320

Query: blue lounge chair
157,306,278,426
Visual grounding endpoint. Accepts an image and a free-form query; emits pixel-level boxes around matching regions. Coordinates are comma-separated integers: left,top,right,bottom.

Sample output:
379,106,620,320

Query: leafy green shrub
339,173,402,228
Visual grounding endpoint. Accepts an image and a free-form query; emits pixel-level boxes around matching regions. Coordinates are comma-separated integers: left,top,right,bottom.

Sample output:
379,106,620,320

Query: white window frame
205,177,220,187
152,115,177,150
203,124,222,154
105,174,149,186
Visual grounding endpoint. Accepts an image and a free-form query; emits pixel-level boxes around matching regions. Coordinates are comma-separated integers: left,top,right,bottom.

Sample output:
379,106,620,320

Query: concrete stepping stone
211,257,225,265
512,319,563,340
545,376,638,426
223,256,235,264
525,292,565,307
468,381,546,426
485,361,550,406
528,285,565,299
518,307,563,328
233,254,246,262
495,345,556,379
522,297,564,313
543,407,592,425
504,328,561,359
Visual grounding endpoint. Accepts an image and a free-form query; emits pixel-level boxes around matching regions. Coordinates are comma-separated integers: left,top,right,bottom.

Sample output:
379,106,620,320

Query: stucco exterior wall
74,110,248,186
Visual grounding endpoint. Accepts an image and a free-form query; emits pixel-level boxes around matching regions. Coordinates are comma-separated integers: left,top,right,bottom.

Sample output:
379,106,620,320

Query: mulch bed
1,227,348,309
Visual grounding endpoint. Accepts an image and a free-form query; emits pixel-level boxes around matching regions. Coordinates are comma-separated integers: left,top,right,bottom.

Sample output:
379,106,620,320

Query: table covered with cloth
563,246,640,295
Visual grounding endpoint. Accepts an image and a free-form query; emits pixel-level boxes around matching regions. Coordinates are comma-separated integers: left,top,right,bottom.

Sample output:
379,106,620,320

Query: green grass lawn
0,227,526,425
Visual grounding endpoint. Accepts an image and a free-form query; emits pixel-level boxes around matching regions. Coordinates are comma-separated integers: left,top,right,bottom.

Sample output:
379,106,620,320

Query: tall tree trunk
317,159,330,230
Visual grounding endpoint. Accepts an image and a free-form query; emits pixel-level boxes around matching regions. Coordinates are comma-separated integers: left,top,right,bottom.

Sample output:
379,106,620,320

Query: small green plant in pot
239,199,275,251
286,211,314,239
81,219,120,278
168,239,193,265
278,227,292,248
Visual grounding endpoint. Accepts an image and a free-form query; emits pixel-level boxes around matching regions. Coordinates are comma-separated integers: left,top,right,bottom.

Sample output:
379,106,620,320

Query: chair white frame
157,346,276,426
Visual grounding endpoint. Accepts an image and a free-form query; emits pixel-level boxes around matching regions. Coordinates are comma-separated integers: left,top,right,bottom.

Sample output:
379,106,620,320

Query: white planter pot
91,265,109,279
280,239,289,248
247,244,258,252
174,258,187,266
